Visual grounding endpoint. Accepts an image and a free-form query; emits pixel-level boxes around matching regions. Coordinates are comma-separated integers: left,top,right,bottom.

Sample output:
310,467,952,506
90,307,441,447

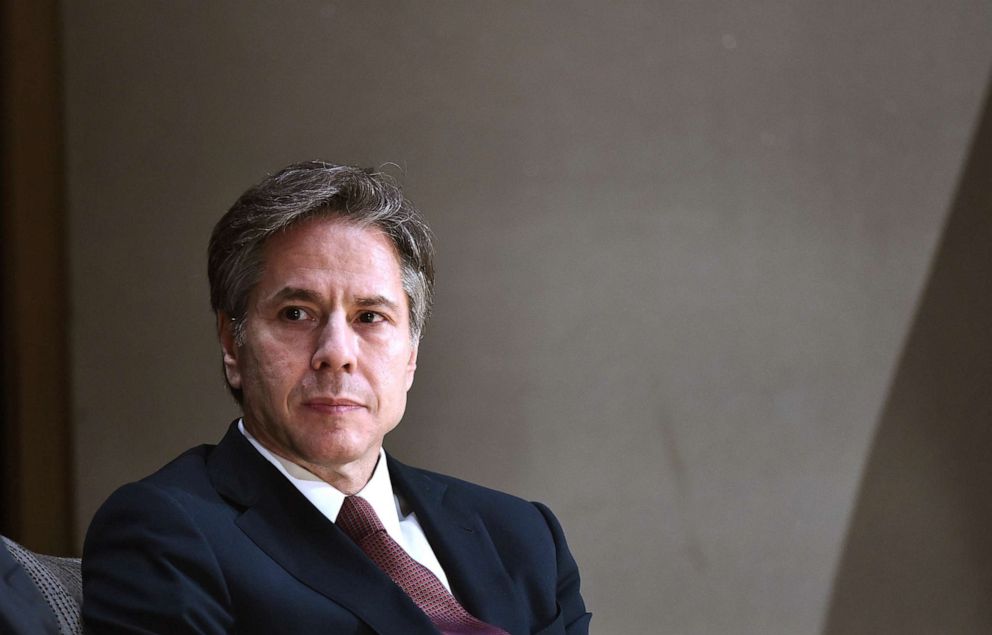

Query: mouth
303,397,366,414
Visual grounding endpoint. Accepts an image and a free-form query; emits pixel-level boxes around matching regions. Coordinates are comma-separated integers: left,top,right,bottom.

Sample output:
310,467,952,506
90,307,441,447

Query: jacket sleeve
82,481,233,634
532,502,592,635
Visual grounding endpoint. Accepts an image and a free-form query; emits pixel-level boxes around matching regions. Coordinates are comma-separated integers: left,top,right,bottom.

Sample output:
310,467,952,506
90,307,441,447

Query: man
82,161,591,634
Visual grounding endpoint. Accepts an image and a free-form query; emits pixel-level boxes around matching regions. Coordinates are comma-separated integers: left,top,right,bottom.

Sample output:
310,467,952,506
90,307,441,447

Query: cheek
375,348,417,399
244,340,301,397
404,361,416,391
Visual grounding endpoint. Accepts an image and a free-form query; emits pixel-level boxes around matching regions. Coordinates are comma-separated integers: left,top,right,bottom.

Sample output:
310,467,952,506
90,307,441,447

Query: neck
306,454,380,495
240,419,381,495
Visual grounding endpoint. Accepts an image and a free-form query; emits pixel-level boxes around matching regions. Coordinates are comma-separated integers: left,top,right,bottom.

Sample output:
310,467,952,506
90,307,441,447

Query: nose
311,315,357,372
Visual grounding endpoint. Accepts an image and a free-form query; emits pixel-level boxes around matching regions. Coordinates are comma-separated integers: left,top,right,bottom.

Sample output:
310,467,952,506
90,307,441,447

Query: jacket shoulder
387,456,550,527
135,443,217,491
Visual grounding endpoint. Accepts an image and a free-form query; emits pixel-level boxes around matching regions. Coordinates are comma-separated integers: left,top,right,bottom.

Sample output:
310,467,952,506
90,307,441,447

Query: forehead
257,218,404,292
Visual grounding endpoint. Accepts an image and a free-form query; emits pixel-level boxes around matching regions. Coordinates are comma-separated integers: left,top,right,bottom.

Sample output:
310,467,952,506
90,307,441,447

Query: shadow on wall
822,77,992,634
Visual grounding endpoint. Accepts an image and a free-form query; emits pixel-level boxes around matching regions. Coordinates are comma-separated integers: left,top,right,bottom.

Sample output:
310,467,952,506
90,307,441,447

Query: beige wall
63,2,992,634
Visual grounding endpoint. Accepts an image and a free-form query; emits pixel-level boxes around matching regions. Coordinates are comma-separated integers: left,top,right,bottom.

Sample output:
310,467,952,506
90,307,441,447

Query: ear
218,312,243,390
404,340,419,391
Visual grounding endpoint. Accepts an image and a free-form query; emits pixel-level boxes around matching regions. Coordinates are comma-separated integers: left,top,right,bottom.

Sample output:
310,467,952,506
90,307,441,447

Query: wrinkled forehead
255,216,406,296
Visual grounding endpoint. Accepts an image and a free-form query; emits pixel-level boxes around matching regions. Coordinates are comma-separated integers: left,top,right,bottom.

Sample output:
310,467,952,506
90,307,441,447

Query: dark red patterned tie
336,495,510,635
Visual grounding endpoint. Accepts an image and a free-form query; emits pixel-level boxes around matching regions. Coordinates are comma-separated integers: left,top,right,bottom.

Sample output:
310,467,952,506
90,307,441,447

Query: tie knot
337,495,385,542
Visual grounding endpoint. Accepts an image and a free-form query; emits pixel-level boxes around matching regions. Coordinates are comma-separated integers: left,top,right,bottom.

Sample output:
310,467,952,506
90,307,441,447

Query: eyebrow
354,294,401,312
267,287,400,312
268,287,322,305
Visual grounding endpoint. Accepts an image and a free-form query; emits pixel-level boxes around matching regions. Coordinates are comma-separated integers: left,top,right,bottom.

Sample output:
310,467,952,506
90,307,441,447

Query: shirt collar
238,419,402,534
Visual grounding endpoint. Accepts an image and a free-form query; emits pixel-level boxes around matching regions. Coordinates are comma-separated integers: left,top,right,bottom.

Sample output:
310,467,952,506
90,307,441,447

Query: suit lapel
207,423,438,635
388,456,526,635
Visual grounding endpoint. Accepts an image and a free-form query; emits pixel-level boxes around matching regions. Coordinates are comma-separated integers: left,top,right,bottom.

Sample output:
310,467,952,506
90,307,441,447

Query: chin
307,434,377,465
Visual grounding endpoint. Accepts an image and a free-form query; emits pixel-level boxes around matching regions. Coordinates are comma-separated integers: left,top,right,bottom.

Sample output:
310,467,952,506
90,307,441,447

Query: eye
281,306,311,322
357,311,384,324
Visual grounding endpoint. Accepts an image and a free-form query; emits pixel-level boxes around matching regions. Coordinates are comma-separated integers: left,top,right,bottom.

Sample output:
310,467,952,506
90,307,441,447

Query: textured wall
63,2,992,633
823,80,992,635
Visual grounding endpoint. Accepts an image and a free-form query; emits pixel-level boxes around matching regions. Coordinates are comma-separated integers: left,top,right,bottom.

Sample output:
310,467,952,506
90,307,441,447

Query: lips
302,397,366,413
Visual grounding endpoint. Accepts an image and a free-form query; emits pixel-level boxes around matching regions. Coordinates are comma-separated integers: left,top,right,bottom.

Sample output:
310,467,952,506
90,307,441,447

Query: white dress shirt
238,420,452,592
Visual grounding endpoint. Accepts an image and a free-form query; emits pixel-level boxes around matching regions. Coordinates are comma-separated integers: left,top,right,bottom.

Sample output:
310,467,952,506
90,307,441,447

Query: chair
1,536,83,635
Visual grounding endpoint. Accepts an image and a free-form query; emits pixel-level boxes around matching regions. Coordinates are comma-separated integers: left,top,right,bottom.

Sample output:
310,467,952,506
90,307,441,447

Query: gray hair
208,161,435,402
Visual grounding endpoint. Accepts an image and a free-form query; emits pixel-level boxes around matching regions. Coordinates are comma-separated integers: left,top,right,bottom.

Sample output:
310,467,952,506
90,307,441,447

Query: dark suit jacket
82,422,591,634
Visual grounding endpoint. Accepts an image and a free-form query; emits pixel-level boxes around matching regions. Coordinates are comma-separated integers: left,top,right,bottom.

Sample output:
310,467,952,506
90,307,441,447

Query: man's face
220,218,418,481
